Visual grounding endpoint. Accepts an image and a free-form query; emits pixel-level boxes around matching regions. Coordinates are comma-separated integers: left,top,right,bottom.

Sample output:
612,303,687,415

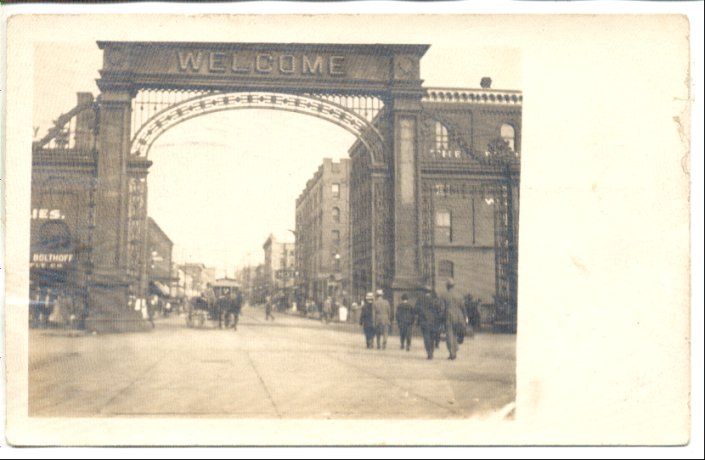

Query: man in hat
415,286,440,359
396,294,415,351
373,289,391,350
359,292,376,349
439,278,468,360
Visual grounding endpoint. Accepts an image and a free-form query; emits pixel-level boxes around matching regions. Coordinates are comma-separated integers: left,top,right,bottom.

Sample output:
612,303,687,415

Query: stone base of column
86,280,151,334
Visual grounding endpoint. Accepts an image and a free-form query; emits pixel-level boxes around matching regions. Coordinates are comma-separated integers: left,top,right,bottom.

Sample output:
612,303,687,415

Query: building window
435,210,452,243
332,183,340,199
432,121,461,159
331,230,340,246
332,207,340,223
501,123,516,151
333,254,341,272
435,121,449,151
438,260,454,279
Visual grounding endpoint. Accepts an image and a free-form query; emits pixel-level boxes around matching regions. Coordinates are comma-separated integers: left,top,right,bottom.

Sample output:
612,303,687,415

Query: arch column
87,86,149,332
389,87,425,306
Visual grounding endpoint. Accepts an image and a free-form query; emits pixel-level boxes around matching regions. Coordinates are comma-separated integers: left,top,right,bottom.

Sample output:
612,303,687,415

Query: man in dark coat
396,294,415,351
415,287,439,359
359,292,376,349
439,278,468,360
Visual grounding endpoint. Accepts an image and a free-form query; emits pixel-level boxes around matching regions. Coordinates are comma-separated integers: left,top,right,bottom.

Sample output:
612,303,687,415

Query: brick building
349,83,521,320
295,158,351,305
146,217,173,298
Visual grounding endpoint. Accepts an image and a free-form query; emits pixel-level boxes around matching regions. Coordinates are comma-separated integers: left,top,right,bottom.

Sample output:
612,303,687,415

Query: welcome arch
86,41,429,321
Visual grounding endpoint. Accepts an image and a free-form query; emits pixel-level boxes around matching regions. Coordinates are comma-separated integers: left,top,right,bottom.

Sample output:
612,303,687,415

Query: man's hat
375,289,384,296
401,294,409,301
365,292,374,301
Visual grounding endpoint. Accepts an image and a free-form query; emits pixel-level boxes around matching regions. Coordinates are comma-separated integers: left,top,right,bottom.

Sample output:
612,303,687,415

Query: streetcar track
98,353,169,415
243,351,281,418
238,314,474,416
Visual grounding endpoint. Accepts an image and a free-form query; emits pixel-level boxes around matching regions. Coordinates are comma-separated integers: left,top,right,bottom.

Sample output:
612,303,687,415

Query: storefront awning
149,281,170,297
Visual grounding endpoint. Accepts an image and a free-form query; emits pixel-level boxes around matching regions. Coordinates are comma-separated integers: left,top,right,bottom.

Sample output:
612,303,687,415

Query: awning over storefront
149,281,171,297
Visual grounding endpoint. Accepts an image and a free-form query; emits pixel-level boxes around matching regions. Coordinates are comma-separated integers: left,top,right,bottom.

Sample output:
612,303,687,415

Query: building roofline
97,41,431,57
423,87,523,105
147,217,173,245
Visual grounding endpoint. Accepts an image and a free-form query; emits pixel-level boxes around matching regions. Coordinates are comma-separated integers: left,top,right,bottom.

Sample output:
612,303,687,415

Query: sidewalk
251,303,362,334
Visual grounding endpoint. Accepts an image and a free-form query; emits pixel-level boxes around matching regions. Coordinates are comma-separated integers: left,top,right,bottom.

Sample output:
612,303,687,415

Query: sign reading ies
176,50,347,78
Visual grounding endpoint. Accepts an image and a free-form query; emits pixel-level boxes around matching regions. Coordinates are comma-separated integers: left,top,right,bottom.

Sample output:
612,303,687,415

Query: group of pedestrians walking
359,278,474,360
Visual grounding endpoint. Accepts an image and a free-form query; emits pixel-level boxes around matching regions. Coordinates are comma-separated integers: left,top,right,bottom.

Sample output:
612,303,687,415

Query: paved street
29,308,515,419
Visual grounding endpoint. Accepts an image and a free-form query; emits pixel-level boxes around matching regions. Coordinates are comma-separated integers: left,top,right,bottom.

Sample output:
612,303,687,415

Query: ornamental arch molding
129,91,387,164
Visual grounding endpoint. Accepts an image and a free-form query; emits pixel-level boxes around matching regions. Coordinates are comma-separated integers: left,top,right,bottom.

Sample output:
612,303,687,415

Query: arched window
332,207,340,223
435,121,450,152
500,123,515,151
438,260,454,279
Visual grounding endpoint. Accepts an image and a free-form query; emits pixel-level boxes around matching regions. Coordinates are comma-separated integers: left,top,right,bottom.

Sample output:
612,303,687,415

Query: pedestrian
338,300,348,322
438,278,469,360
53,291,73,328
41,288,55,329
231,288,243,331
396,294,415,351
359,292,376,349
204,284,216,320
432,291,444,349
373,289,391,350
146,295,157,328
30,288,42,328
265,296,275,321
464,293,481,338
414,286,439,359
215,292,229,329
322,297,332,324
350,301,360,324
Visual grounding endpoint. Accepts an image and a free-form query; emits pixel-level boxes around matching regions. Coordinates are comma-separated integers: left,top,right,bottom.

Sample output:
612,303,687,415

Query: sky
33,42,520,277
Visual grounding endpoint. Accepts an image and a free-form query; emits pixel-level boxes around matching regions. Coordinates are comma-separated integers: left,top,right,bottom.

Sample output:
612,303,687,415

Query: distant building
179,262,216,295
262,233,296,304
295,158,351,304
251,264,267,304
